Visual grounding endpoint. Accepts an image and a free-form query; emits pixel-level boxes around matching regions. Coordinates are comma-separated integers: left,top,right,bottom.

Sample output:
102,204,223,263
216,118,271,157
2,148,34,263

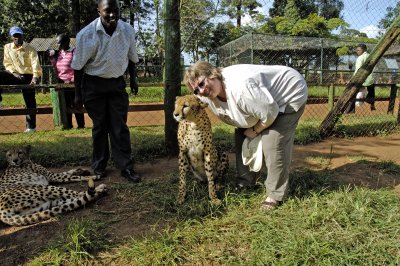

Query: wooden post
328,84,335,110
319,14,400,137
163,0,181,155
397,92,400,125
50,87,68,129
387,84,398,114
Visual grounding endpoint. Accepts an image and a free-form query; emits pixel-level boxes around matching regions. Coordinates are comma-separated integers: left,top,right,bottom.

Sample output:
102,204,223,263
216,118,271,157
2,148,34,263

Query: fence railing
0,82,399,137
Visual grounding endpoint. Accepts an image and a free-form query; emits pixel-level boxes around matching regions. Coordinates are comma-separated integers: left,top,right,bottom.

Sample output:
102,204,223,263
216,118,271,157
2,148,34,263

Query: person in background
354,43,375,111
71,0,141,182
49,33,85,129
184,61,308,210
345,43,376,113
0,26,42,132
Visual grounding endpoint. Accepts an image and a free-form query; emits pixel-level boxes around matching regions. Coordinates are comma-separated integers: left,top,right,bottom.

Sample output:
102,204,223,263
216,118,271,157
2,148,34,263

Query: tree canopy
0,0,386,64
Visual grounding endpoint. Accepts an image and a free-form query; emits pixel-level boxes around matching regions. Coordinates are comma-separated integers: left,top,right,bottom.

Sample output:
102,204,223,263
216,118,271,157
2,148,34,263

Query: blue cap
9,26,23,36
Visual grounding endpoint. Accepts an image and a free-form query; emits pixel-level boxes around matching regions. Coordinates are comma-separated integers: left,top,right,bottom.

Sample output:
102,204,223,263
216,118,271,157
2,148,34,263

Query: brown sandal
260,199,281,211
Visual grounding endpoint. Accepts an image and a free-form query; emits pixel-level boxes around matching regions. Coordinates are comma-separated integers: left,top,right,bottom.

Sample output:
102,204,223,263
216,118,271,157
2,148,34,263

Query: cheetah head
173,95,208,123
6,145,32,166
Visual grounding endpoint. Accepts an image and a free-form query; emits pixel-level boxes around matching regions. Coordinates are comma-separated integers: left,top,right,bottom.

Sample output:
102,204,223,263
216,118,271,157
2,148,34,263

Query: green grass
309,85,393,98
29,219,110,266
27,163,400,265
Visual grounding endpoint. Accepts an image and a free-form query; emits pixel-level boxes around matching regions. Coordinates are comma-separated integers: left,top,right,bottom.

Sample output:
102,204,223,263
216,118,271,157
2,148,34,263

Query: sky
252,0,399,38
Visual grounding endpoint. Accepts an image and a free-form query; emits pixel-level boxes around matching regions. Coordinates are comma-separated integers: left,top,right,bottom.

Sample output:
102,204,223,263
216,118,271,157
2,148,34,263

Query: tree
270,0,346,37
379,2,400,30
316,0,344,20
338,28,368,39
269,0,343,20
0,0,69,42
0,0,98,44
180,0,216,62
269,0,316,19
220,0,261,28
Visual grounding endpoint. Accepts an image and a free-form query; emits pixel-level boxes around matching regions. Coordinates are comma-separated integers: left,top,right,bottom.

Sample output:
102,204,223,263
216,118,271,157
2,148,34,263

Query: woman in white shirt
184,61,308,210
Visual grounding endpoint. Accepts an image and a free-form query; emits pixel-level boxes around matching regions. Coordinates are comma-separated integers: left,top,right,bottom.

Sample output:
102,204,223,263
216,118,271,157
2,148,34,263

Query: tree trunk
163,0,181,155
236,4,241,28
319,15,400,137
71,0,80,35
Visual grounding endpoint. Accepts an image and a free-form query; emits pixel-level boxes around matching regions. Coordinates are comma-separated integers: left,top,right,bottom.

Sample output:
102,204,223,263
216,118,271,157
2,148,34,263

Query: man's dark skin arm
128,60,139,96
74,69,84,110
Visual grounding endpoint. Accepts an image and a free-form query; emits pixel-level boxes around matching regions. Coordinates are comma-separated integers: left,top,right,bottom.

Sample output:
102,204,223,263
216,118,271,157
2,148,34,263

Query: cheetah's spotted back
0,145,108,226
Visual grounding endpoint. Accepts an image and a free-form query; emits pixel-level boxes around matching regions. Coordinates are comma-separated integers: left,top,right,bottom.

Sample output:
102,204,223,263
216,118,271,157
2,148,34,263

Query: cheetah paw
72,168,91,176
211,198,222,206
95,184,108,195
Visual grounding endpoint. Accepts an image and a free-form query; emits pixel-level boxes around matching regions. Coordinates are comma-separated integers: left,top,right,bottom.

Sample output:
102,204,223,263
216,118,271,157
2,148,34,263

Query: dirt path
0,133,399,264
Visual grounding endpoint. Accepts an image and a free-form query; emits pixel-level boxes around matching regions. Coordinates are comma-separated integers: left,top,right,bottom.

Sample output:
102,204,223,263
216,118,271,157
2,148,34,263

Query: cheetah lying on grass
0,145,107,226
173,95,229,205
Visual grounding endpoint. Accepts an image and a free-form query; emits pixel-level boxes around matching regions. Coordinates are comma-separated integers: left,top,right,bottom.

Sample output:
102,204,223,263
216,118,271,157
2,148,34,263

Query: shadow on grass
288,159,400,201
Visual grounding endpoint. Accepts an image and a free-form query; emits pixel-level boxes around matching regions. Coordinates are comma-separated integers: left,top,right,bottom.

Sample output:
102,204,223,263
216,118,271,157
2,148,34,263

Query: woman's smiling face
190,76,222,99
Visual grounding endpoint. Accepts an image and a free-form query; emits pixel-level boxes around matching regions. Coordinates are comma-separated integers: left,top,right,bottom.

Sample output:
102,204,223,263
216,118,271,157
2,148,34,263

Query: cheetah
0,145,107,226
173,95,229,205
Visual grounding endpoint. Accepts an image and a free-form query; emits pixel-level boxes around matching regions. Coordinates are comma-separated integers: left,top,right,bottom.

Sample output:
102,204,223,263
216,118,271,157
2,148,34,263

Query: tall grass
30,219,108,266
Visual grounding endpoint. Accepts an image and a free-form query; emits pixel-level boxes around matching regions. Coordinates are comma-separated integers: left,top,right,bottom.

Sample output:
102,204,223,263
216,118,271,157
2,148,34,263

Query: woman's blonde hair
184,61,223,91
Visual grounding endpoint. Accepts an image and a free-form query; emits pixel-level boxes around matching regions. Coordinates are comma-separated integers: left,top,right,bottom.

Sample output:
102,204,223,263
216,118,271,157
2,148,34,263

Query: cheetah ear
200,101,208,109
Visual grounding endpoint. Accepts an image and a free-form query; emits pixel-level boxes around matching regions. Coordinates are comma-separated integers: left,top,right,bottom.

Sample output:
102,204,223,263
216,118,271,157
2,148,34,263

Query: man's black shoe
121,169,142,183
94,169,107,178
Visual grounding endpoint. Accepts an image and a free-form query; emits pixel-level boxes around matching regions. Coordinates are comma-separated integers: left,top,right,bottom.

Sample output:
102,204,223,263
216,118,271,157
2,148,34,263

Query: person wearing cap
0,26,42,132
71,0,141,182
184,61,308,210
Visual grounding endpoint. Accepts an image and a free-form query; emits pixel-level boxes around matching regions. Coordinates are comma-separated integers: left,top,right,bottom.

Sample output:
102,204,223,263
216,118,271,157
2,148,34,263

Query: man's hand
11,72,21,79
130,80,139,96
127,60,138,96
30,77,39,85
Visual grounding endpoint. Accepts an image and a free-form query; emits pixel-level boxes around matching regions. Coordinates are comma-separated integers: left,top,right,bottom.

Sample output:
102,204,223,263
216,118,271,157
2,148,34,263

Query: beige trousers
235,104,306,201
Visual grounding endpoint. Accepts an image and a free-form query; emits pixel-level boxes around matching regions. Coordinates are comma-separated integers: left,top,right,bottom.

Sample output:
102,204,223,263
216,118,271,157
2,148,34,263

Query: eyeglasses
193,78,206,95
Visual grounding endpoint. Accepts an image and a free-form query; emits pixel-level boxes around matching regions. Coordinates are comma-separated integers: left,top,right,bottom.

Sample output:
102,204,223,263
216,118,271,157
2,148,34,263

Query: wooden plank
0,107,53,116
387,84,398,114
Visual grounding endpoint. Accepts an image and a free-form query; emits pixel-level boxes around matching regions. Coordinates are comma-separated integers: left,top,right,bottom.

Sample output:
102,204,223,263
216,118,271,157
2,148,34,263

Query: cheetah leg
216,151,229,190
177,151,189,205
204,152,221,206
0,179,107,226
32,164,99,183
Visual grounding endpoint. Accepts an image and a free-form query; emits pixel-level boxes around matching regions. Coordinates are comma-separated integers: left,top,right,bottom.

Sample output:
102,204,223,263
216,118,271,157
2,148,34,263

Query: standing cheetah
0,145,107,226
173,95,229,205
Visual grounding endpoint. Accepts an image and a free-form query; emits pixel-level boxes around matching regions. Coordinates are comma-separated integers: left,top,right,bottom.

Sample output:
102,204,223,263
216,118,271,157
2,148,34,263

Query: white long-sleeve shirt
199,64,308,128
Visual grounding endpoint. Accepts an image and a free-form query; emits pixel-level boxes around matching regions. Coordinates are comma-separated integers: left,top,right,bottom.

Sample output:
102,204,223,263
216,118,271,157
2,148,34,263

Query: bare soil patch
1,133,399,265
